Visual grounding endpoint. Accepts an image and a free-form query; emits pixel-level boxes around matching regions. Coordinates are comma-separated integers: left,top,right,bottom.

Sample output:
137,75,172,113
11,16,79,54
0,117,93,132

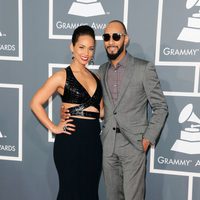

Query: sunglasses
102,33,126,42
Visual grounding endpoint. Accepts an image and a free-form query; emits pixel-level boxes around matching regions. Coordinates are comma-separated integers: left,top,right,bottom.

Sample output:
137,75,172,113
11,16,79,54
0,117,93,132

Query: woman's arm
30,70,74,134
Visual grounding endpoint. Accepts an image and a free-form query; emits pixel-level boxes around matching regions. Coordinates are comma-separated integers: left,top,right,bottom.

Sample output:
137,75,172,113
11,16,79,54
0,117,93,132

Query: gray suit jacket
99,53,168,155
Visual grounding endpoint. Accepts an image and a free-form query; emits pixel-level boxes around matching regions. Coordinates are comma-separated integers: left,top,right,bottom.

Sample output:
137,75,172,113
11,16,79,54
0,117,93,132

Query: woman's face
71,35,95,66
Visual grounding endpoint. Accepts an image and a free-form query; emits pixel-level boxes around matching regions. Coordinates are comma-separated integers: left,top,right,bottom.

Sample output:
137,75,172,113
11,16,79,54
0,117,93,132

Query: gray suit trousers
103,132,146,200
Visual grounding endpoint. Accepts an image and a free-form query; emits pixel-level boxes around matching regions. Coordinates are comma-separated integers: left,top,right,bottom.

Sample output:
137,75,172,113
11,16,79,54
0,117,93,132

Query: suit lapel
102,63,115,107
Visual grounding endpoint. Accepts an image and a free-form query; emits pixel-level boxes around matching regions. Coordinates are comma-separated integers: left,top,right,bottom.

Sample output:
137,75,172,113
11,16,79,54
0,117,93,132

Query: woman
30,25,103,200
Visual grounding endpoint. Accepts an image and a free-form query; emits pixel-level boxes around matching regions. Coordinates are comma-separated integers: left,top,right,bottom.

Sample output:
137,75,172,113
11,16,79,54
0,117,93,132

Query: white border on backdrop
150,91,200,200
49,0,129,40
0,0,23,61
0,84,23,161
155,0,200,66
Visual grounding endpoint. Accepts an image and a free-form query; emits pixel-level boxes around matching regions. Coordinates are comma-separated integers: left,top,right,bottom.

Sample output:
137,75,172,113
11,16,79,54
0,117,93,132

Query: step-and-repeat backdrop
1,0,200,199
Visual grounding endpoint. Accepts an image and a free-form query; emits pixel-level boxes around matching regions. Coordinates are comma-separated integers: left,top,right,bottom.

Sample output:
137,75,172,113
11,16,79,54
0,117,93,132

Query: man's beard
106,44,124,60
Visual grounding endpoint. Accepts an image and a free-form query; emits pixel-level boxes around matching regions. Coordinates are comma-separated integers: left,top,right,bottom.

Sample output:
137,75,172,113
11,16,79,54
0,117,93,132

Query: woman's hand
60,105,71,121
52,118,75,135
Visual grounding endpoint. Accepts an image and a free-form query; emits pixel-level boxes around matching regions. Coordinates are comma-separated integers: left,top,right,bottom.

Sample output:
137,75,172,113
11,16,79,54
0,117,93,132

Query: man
99,20,168,200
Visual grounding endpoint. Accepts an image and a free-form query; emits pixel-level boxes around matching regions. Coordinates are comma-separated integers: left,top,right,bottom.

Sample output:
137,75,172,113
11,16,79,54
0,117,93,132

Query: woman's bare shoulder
51,68,66,81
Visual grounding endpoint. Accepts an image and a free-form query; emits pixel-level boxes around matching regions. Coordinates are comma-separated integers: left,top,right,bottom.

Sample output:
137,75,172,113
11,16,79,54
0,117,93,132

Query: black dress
54,66,102,200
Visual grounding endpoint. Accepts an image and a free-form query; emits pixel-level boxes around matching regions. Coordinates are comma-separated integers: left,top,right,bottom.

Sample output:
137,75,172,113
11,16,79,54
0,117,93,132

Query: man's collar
109,52,128,69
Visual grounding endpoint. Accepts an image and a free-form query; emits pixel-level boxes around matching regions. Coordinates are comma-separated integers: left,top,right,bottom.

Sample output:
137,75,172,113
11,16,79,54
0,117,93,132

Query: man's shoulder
127,53,150,65
128,55,155,72
99,61,109,70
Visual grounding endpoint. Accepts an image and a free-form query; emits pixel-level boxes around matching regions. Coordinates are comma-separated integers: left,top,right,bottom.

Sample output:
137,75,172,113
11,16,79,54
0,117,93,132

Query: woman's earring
72,52,74,60
90,58,94,65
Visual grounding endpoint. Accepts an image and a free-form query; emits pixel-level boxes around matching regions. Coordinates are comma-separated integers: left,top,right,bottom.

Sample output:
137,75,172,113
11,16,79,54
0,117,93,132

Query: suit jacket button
113,112,117,115
113,127,116,130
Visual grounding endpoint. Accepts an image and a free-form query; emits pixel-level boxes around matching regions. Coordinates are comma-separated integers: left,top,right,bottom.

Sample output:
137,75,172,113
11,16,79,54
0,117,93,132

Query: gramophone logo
171,104,200,154
68,0,105,17
177,0,200,43
0,31,6,37
0,131,7,138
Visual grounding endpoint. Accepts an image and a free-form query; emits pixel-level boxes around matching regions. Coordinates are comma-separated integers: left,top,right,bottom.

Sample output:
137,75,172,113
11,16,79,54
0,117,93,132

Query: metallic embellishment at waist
69,110,99,119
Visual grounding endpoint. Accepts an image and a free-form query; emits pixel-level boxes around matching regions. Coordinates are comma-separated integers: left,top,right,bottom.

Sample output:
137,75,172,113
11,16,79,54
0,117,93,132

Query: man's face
103,22,127,60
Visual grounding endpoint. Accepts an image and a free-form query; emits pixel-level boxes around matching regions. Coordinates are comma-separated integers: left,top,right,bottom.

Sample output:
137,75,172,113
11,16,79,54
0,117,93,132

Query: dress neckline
68,66,98,98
